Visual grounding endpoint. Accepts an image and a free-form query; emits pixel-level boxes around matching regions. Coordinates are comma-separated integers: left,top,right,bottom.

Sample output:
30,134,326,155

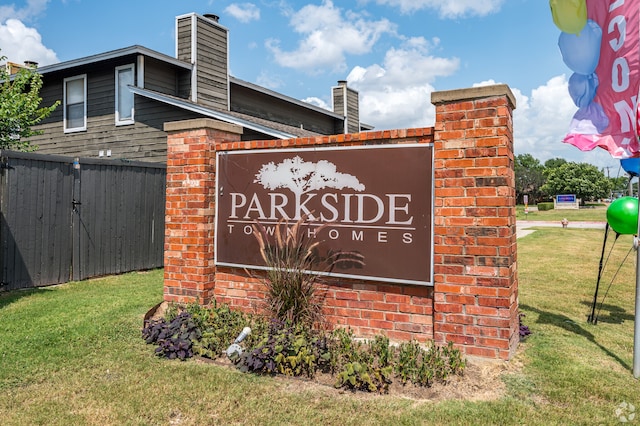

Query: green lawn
1,228,639,425
517,204,608,221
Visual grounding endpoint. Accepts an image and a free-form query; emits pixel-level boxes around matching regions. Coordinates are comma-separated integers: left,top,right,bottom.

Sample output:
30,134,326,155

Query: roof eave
230,76,344,120
129,86,296,139
36,46,192,75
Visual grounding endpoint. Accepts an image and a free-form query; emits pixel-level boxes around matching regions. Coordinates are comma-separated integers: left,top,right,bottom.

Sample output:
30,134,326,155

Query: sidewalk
516,220,607,239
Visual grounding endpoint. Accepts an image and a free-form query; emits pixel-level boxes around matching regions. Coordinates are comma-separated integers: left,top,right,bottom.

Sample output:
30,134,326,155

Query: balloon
550,0,588,34
606,196,639,235
621,158,640,177
569,102,609,134
568,72,598,108
558,20,603,75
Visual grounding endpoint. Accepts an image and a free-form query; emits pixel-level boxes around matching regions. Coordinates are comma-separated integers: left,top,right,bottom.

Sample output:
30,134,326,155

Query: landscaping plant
251,217,327,327
142,303,466,393
251,216,364,327
231,319,331,378
519,313,532,341
141,212,465,392
142,311,201,360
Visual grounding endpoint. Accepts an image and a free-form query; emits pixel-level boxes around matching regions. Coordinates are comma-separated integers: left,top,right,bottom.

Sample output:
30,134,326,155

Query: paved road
516,220,607,239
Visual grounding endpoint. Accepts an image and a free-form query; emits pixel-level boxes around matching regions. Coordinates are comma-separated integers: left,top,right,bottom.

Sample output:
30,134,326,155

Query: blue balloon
573,102,609,133
558,19,603,75
568,72,598,108
621,158,640,177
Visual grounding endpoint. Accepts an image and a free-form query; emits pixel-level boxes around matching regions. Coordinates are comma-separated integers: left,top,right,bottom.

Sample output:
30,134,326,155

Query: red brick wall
431,86,518,359
163,119,242,305
163,85,519,360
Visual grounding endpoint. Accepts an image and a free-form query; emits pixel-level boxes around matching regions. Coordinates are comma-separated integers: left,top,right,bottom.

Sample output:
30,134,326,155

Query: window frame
63,74,87,133
115,64,135,126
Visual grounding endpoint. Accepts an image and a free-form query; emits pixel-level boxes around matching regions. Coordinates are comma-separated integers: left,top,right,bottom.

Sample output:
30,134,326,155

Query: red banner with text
556,0,640,158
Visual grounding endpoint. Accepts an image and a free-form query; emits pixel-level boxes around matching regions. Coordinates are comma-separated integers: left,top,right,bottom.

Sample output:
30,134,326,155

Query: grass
517,204,608,221
1,228,640,425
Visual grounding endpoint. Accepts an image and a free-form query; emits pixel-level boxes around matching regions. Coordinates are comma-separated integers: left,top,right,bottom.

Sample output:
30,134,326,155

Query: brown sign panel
215,144,433,285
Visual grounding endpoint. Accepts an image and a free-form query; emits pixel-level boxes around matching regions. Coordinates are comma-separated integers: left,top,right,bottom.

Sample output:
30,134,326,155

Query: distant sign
215,144,434,285
556,194,576,203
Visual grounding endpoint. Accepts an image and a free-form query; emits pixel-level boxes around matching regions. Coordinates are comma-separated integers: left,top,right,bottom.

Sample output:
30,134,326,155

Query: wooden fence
0,150,165,291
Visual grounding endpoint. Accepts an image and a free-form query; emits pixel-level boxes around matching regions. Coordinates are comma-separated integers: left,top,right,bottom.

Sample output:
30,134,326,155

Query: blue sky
0,0,623,172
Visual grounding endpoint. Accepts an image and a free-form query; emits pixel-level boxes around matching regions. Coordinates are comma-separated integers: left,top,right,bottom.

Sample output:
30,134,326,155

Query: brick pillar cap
164,118,243,134
431,84,516,110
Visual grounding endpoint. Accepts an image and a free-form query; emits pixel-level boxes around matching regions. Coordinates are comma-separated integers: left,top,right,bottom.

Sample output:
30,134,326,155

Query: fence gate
0,151,165,291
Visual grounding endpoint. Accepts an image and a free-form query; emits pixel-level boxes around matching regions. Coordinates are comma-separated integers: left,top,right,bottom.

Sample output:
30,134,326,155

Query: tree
541,162,612,204
609,176,629,197
544,157,567,169
0,56,59,151
254,156,365,219
515,154,545,204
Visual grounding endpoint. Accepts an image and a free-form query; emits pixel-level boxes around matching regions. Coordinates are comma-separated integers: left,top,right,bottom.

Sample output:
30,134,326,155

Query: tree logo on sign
254,156,365,219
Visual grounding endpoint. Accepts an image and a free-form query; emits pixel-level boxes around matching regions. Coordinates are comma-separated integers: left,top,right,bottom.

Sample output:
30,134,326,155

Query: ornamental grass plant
251,216,363,327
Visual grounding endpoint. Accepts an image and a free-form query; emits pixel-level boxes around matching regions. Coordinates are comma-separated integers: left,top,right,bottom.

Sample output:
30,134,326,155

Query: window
115,64,134,125
64,75,87,132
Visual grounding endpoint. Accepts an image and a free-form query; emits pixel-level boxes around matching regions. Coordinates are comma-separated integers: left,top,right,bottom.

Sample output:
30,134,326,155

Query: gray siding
346,87,360,133
176,14,229,110
333,89,345,116
30,66,202,163
176,16,192,63
332,84,360,133
231,84,342,135
194,16,229,110
144,57,188,96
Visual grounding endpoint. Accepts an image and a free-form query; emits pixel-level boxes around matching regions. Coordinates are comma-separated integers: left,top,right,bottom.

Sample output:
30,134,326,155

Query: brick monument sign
162,84,518,360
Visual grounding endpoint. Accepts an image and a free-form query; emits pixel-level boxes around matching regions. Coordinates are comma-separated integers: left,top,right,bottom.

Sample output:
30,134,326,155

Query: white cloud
510,76,620,169
255,71,284,90
347,36,459,129
302,96,330,110
511,75,577,161
266,0,395,74
0,18,58,66
225,3,260,23
0,0,49,22
372,0,505,17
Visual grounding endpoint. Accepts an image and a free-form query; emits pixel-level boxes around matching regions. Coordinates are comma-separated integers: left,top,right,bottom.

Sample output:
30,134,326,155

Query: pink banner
562,0,640,158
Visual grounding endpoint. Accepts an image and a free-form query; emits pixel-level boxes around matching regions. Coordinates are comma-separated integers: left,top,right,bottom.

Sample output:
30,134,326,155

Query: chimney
203,14,219,22
175,13,229,110
5,62,23,75
332,80,360,134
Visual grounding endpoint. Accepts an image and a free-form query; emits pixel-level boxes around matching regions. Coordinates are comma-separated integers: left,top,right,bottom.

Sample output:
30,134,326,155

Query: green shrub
144,304,466,393
231,320,331,378
394,340,465,386
537,202,554,211
161,302,259,359
335,361,393,393
194,303,257,359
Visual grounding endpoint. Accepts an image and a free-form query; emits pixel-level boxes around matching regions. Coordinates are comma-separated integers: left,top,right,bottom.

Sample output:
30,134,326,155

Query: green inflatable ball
606,196,639,235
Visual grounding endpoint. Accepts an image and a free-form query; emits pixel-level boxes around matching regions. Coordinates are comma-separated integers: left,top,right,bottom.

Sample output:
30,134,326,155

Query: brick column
163,118,242,305
431,85,519,360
